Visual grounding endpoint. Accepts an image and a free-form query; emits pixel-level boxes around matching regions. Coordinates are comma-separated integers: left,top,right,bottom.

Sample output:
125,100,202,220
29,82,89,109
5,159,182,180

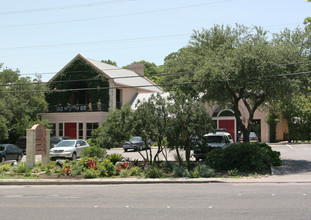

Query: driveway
270,143,311,176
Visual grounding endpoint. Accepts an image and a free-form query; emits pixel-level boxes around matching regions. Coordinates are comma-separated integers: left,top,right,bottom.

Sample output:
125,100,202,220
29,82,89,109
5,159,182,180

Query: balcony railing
46,103,109,113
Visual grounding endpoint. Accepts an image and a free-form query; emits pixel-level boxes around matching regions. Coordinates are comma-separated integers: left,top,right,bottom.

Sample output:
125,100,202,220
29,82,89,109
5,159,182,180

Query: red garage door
65,123,77,139
218,120,235,141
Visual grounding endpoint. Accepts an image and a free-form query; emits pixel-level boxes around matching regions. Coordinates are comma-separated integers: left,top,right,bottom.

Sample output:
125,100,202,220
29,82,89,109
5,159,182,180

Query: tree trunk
175,146,182,165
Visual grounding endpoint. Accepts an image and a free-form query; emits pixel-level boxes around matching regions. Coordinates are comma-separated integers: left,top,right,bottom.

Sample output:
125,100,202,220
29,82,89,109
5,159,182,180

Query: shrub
145,166,163,178
69,163,83,177
189,170,200,178
228,168,239,176
98,159,116,177
206,143,281,173
0,163,12,173
129,166,143,176
173,166,189,177
107,153,124,164
15,163,30,174
256,143,282,166
81,144,106,159
119,169,131,178
196,164,215,177
83,169,99,179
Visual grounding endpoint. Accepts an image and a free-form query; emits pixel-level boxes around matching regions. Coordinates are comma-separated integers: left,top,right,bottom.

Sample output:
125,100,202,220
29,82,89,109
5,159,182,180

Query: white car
50,139,89,160
193,132,234,161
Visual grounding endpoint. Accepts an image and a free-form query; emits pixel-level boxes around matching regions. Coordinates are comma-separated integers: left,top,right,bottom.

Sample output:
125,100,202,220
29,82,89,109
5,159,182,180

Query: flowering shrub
85,159,97,170
98,159,116,177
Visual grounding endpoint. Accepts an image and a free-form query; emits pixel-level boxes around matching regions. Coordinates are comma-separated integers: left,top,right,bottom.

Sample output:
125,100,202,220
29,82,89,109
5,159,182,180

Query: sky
0,0,310,81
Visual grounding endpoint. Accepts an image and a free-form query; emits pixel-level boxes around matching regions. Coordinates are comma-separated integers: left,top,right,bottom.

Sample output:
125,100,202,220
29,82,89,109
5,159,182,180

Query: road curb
1,176,311,185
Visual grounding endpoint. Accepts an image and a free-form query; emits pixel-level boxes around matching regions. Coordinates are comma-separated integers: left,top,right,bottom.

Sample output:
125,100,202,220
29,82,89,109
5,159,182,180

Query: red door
218,120,235,141
65,123,77,139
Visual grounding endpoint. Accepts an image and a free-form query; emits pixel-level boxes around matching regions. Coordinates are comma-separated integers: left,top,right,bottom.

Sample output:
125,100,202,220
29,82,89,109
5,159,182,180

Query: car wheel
0,156,6,162
51,157,56,161
16,154,22,162
124,149,128,152
72,152,77,161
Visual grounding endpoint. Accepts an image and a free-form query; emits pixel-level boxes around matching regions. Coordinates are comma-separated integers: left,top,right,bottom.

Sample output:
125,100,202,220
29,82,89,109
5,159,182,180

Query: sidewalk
1,173,311,185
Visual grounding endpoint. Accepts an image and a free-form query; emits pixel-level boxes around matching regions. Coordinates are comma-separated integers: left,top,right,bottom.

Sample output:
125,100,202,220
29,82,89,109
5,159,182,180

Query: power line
0,0,231,28
1,70,311,93
0,0,134,16
0,34,188,51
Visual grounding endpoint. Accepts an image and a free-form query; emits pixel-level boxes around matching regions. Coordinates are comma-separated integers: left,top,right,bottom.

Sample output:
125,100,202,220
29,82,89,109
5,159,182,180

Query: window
86,123,99,139
50,123,56,136
116,89,122,109
59,123,63,136
219,110,234,117
79,123,83,139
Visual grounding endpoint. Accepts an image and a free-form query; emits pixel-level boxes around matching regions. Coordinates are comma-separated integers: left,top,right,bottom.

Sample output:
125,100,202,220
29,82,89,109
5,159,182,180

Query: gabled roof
50,54,163,93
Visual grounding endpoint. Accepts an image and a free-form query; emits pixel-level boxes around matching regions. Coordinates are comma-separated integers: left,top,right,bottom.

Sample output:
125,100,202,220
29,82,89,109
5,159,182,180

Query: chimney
126,64,144,76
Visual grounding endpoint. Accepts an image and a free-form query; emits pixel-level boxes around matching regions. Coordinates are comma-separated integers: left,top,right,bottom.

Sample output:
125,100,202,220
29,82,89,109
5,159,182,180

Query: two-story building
41,54,162,140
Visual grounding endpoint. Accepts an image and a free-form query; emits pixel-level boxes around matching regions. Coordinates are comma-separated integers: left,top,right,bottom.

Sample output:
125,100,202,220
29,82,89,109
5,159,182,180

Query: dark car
0,144,23,162
50,136,71,149
123,137,147,152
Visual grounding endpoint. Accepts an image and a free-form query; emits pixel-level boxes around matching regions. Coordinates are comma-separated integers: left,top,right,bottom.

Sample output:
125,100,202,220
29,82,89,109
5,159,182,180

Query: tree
0,64,47,143
165,92,213,169
91,104,133,149
101,59,117,66
130,93,170,164
163,24,308,142
304,0,311,26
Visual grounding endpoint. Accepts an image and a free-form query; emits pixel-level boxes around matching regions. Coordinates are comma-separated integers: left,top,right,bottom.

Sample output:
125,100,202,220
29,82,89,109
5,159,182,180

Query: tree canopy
163,24,309,142
0,64,47,143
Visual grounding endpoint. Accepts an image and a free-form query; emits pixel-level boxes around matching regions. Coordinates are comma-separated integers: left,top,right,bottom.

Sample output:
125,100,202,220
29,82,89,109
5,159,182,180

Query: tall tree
0,64,47,143
163,24,308,142
304,0,311,26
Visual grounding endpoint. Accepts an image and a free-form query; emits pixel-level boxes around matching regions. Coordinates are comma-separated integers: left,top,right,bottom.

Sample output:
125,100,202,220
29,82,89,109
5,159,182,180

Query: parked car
123,136,149,152
50,136,71,149
193,132,234,161
50,139,89,160
239,132,259,142
0,144,23,162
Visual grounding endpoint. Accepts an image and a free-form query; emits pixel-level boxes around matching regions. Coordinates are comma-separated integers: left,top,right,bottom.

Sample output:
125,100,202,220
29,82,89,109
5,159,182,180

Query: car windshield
0,146,6,151
56,141,75,147
205,136,224,143
130,137,141,142
50,138,60,145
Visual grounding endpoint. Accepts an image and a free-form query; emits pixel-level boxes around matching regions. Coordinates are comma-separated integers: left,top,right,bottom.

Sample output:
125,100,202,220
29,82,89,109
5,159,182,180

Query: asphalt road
1,183,310,220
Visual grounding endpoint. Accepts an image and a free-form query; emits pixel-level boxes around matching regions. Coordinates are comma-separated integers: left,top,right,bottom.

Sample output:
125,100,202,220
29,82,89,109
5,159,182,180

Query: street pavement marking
286,144,294,149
